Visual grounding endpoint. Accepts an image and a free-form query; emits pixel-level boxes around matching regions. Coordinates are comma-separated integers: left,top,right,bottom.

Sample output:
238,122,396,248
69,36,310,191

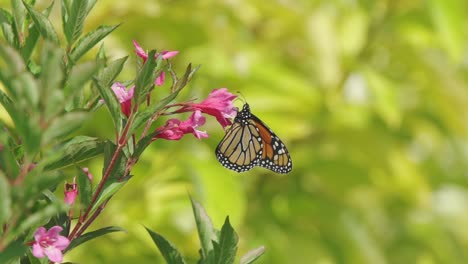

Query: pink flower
179,88,237,128
111,82,134,117
31,226,70,263
64,177,78,206
82,167,93,181
154,111,208,141
133,40,179,86
156,71,165,86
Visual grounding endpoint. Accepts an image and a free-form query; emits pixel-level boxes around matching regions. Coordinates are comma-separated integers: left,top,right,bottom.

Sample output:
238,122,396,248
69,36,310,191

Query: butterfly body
216,103,292,174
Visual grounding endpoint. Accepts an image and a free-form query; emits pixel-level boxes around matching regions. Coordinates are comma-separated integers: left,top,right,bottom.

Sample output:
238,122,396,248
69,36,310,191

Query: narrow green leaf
43,111,88,144
93,78,122,132
13,71,39,108
65,226,126,253
23,2,59,44
61,0,71,34
65,61,98,96
96,56,128,87
90,177,129,214
129,89,181,136
77,167,92,208
0,42,26,83
11,0,26,46
133,131,158,159
69,24,119,62
22,171,68,201
96,43,106,60
21,0,55,61
174,63,197,92
134,50,159,103
0,171,12,225
145,227,186,264
0,8,16,46
43,136,105,171
64,0,88,44
190,196,218,259
0,240,28,263
0,89,14,123
85,0,97,15
0,125,20,178
40,42,65,119
240,246,266,264
214,216,238,264
9,202,66,241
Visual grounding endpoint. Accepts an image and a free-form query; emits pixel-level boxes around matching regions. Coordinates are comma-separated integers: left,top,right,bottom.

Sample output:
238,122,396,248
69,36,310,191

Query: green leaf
43,136,105,171
43,111,88,144
94,78,122,132
65,226,126,253
8,201,66,241
95,43,106,61
213,217,238,264
102,141,127,180
64,0,88,44
240,246,265,264
90,177,129,214
145,227,186,264
129,89,181,136
39,42,65,119
191,196,218,260
0,42,26,84
0,240,28,264
0,8,16,46
174,63,199,92
23,2,59,44
11,0,26,46
134,50,160,104
65,61,98,97
21,1,54,61
96,56,127,87
133,131,158,160
0,125,20,178
0,171,11,225
77,167,92,208
61,0,71,34
69,24,119,62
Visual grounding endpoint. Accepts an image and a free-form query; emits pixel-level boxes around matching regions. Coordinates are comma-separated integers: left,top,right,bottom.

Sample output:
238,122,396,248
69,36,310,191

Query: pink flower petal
32,243,45,258
47,226,63,237
54,236,71,250
44,246,64,263
34,227,47,241
156,71,165,86
160,50,179,59
133,40,148,61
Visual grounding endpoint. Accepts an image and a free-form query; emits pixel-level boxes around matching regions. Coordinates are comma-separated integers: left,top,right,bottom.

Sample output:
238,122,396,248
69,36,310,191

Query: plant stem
68,114,135,240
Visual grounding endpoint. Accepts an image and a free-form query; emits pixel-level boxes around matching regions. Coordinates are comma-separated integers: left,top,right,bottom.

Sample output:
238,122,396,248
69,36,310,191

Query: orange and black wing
250,114,292,174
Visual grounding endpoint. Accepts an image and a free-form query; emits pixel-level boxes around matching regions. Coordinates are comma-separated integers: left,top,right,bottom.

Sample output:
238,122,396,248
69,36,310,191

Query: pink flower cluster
153,88,237,141
133,40,178,86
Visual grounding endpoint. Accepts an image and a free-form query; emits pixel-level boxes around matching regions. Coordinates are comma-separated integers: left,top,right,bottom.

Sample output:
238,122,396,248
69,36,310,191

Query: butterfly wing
215,121,263,172
251,114,292,174
216,103,292,174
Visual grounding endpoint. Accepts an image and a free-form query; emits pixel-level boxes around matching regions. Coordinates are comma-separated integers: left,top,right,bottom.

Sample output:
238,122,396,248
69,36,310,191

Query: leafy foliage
146,198,263,264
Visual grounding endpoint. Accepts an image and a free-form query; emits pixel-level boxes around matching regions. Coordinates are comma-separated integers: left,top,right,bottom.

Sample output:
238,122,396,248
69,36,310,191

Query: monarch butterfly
216,103,292,174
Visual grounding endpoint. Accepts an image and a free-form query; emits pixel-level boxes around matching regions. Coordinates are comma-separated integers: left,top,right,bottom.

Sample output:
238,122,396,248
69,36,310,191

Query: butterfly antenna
235,91,247,104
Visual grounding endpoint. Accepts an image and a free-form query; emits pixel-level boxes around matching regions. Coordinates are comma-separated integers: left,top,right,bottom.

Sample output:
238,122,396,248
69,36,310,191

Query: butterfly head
234,103,252,124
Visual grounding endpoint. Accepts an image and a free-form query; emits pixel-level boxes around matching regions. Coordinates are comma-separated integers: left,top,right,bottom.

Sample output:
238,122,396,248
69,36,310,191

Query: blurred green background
3,0,468,263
